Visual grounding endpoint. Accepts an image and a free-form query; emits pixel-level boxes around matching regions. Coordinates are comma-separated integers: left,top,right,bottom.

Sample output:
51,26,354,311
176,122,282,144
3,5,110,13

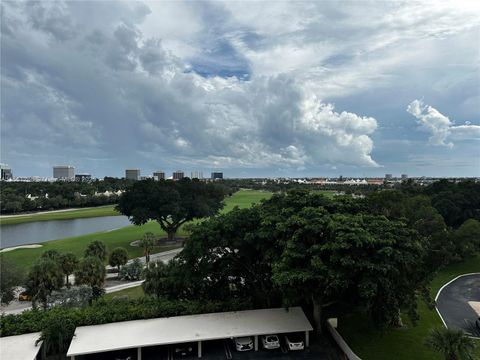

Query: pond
0,216,132,248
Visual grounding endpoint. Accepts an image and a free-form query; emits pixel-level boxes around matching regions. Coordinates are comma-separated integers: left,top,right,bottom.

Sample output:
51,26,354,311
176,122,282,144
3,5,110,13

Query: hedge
0,297,253,337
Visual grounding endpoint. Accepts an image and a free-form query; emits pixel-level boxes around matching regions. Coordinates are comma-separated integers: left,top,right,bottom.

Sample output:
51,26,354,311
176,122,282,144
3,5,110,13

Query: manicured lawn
0,205,119,226
1,190,272,272
338,254,480,360
104,285,145,300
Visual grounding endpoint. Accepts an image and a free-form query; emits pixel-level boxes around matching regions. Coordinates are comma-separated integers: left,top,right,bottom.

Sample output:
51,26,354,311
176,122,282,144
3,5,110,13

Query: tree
109,247,128,272
74,256,106,300
36,314,76,359
60,253,79,287
425,327,476,360
116,179,226,242
84,240,107,261
140,232,155,264
453,219,480,260
41,249,61,262
25,258,64,309
0,256,23,305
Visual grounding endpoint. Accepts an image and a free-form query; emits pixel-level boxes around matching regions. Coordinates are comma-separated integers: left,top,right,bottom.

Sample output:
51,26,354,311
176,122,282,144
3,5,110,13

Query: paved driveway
436,273,480,337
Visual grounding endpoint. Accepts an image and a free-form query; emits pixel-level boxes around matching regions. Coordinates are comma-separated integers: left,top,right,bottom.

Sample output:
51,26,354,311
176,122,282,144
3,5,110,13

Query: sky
1,0,479,178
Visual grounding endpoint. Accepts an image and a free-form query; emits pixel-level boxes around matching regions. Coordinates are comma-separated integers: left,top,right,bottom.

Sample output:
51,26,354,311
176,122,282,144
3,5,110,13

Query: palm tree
74,256,106,300
425,327,476,360
140,232,156,264
36,315,76,359
84,240,107,261
26,258,64,309
60,253,79,287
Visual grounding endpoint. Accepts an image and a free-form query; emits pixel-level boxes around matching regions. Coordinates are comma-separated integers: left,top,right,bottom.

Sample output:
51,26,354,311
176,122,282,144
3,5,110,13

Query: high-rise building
191,171,203,179
401,174,408,180
211,172,223,180
53,165,75,180
125,169,140,180
173,170,184,180
75,173,92,182
153,171,165,180
385,174,393,180
0,163,12,180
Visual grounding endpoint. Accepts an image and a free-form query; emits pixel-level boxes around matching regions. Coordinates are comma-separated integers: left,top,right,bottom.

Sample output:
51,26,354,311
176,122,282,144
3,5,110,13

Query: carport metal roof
67,307,313,357
0,332,42,360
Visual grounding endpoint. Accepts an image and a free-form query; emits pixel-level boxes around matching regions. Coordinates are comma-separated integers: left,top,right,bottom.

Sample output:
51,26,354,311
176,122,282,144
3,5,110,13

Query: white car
262,334,280,349
285,333,304,351
233,337,253,351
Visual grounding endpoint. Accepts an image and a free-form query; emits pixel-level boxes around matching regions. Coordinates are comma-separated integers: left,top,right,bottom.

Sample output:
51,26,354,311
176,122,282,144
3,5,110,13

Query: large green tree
116,179,226,241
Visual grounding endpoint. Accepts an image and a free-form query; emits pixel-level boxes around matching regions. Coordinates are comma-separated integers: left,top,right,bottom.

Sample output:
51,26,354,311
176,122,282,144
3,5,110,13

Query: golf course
1,190,273,272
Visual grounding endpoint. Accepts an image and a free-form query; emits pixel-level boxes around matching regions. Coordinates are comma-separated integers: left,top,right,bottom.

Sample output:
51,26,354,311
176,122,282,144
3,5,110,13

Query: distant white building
53,165,75,180
125,169,140,181
191,171,203,179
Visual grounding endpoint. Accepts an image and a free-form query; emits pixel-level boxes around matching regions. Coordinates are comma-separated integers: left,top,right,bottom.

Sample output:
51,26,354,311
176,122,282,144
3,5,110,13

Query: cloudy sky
1,1,479,178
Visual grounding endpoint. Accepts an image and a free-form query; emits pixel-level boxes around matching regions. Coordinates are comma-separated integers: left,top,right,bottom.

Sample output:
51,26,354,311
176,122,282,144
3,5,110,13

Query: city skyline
1,1,479,178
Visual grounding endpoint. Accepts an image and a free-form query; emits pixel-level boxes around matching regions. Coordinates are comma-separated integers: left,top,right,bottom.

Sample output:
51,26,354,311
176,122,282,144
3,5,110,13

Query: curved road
436,273,480,337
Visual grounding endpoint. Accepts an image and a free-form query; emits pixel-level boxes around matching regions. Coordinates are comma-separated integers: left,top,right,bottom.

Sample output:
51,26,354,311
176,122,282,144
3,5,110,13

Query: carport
0,332,43,360
67,307,313,359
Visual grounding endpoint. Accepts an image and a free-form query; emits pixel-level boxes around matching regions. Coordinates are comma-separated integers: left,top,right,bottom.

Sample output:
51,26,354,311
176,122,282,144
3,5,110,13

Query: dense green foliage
119,259,143,281
36,314,76,359
117,178,227,241
0,177,132,214
0,297,251,337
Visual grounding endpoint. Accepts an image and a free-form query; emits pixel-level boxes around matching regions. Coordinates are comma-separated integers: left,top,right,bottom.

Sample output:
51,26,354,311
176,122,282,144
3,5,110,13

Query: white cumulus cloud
407,99,480,147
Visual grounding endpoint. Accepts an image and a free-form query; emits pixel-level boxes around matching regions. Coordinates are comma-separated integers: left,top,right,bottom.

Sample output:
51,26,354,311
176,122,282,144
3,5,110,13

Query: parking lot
436,273,480,337
83,336,337,360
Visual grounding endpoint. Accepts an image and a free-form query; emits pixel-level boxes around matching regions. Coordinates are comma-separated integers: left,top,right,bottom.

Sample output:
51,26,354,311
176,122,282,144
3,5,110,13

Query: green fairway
338,254,480,360
1,190,272,272
104,285,145,300
0,205,119,226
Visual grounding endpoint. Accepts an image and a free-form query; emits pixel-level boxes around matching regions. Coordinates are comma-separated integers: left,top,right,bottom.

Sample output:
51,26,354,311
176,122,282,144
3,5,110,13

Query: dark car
174,344,194,357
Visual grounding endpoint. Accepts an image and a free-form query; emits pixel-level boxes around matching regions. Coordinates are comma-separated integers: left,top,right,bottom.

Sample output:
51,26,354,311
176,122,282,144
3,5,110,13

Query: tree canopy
117,179,226,241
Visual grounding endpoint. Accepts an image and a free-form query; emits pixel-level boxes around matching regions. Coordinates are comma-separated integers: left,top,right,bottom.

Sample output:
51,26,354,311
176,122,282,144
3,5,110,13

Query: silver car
285,333,304,350
262,334,280,349
233,337,253,351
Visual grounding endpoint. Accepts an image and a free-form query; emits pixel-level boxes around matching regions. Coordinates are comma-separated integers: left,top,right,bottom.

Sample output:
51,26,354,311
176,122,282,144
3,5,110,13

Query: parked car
262,334,280,349
285,333,304,351
233,337,254,351
174,344,193,357
18,292,31,301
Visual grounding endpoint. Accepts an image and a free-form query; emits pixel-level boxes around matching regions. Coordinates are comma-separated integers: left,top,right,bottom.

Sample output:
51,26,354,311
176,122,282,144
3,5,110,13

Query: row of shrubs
0,296,253,337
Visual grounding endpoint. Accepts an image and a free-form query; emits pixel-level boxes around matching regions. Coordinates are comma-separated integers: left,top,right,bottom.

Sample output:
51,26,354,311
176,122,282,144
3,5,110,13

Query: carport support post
198,340,202,358
254,335,258,351
305,331,310,348
70,357,75,360
137,346,142,360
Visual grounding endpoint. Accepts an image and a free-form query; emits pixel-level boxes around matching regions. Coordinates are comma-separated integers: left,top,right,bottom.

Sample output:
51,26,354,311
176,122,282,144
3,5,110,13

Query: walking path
0,248,183,315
